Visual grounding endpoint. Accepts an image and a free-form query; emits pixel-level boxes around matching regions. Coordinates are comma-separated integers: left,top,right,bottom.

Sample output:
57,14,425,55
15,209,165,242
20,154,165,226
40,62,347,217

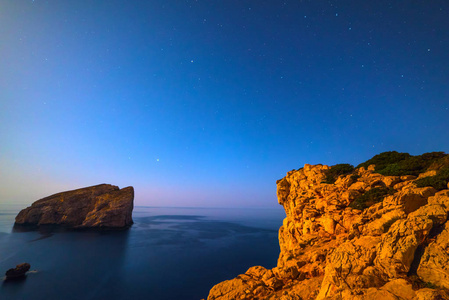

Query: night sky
1,1,448,208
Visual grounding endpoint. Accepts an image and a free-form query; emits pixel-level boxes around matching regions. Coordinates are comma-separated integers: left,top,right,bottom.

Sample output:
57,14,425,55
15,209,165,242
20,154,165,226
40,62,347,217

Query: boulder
427,189,449,211
350,279,416,300
417,222,449,289
374,215,433,278
364,208,406,236
5,263,30,279
415,288,446,300
317,236,382,300
383,187,436,214
207,266,272,300
14,184,134,229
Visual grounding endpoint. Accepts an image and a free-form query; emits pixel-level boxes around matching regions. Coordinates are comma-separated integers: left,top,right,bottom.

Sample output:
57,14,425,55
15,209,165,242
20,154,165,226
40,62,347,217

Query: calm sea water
0,205,284,300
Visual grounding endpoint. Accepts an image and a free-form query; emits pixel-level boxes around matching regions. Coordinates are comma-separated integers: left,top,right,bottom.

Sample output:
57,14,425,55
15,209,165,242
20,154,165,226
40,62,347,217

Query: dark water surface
0,206,284,300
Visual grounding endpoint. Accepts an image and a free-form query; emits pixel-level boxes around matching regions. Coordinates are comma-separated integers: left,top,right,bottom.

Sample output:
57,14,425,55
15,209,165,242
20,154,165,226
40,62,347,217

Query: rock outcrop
15,184,134,229
207,163,449,300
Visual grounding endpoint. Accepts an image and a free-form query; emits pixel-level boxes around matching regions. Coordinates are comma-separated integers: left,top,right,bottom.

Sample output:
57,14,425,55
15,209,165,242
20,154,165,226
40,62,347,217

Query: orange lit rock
428,189,449,211
207,163,449,300
316,236,382,299
417,222,449,289
15,184,134,229
418,170,438,179
374,215,433,278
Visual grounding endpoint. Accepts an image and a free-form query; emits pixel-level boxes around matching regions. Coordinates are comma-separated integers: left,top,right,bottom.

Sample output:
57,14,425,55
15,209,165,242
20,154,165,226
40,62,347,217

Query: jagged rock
428,190,449,211
409,204,447,226
5,263,30,279
207,266,273,300
354,279,416,300
320,279,420,300
316,236,382,299
418,170,438,179
417,222,449,289
415,288,445,300
383,187,436,214
15,184,133,229
364,207,406,236
277,178,291,205
374,215,433,278
207,162,449,300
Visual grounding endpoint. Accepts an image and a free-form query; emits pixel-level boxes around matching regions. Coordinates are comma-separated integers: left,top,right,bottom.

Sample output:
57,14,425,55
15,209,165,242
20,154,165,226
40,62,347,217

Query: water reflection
0,207,283,300
2,273,28,299
0,228,130,300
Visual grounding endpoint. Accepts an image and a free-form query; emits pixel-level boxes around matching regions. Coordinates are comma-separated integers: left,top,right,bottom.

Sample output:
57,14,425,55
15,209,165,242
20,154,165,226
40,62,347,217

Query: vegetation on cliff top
357,151,447,177
415,165,449,191
356,151,449,191
349,187,396,210
323,164,355,184
322,151,449,209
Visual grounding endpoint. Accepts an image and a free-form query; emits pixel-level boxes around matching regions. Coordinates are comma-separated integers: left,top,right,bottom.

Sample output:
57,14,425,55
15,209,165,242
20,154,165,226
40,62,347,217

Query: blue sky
1,0,448,208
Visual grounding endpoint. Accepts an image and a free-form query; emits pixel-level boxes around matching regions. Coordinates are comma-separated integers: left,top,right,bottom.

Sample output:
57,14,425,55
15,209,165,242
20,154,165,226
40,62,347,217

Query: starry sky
1,1,448,208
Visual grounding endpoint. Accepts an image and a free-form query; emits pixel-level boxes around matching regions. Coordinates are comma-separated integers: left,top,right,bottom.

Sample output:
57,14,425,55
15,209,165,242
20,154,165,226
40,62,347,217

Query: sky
1,0,448,208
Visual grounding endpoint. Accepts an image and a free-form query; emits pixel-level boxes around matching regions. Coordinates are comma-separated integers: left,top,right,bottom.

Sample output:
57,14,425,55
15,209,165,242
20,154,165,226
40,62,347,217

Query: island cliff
15,184,134,229
207,152,449,299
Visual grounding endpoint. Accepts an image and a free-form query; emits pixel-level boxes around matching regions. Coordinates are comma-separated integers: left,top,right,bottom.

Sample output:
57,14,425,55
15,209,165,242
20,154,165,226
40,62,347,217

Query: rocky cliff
15,184,134,229
207,153,449,300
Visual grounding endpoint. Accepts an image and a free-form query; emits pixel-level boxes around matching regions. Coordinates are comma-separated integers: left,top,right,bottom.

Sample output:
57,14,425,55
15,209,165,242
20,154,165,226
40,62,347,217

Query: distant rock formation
5,263,30,280
15,184,134,229
207,153,449,300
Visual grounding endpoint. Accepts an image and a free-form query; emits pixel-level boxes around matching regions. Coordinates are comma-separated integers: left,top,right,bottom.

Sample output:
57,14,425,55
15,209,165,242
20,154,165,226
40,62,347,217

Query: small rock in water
5,263,31,280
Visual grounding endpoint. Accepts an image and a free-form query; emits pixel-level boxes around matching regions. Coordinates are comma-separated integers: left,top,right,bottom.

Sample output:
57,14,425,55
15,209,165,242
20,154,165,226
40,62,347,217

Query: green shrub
415,166,449,191
349,187,396,210
383,152,447,176
423,281,438,289
358,151,447,176
350,174,361,181
427,154,449,171
357,151,411,171
323,164,355,184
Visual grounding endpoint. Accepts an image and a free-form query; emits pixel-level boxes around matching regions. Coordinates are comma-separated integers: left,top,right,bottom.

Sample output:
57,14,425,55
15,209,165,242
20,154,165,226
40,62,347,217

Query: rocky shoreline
207,152,449,299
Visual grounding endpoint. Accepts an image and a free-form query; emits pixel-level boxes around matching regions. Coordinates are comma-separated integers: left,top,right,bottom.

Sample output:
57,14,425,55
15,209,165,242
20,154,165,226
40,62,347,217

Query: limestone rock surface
417,222,449,290
207,163,449,300
15,184,134,229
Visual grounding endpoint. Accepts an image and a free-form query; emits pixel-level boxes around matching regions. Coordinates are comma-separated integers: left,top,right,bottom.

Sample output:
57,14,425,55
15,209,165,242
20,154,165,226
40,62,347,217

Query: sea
0,205,285,300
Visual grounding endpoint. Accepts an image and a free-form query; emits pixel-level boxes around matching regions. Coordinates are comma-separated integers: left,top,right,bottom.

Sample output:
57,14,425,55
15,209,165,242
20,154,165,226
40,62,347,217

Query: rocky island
15,184,134,229
207,151,449,300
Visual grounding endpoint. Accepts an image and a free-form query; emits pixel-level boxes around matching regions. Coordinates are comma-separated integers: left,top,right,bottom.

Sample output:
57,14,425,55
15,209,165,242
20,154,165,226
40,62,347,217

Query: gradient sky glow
1,1,448,208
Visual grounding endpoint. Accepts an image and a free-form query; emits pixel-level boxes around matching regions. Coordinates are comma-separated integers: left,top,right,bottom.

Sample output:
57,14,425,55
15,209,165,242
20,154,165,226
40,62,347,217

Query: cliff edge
15,184,134,229
207,152,449,299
